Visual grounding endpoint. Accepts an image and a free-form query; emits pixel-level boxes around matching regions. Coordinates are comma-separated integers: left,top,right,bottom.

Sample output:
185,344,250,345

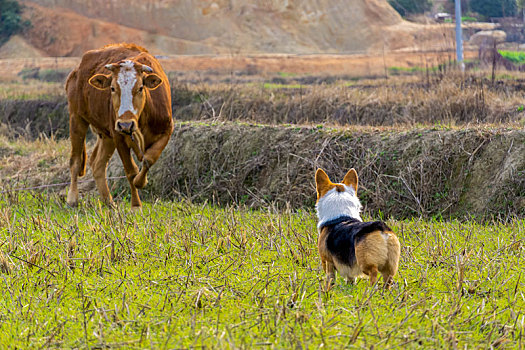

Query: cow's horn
141,65,153,73
104,64,116,71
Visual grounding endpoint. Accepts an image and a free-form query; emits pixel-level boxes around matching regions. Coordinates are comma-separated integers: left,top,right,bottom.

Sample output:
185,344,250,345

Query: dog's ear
342,168,358,193
315,168,331,198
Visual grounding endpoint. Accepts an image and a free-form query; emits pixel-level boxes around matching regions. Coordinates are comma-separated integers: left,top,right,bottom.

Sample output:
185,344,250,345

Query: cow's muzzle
115,120,136,135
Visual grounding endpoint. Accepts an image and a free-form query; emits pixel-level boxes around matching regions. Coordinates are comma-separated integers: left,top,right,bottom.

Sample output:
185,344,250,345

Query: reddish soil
16,0,469,57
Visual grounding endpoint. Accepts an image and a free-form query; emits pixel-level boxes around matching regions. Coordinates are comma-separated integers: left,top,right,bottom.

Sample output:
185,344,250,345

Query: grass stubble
0,192,523,348
0,69,524,348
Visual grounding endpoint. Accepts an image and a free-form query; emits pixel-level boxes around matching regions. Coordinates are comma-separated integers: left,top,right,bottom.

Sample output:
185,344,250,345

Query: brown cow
65,43,174,208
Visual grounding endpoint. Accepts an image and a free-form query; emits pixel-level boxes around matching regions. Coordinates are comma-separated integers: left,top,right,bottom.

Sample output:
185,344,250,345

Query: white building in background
434,12,452,22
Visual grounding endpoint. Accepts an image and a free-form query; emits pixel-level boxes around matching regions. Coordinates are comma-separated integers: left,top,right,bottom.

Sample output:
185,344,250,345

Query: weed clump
0,251,12,274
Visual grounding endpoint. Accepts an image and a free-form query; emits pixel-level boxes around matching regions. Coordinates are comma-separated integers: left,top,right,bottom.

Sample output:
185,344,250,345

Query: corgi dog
315,168,400,288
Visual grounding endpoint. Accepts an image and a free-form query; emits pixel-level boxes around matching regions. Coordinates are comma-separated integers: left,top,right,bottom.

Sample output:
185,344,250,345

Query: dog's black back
322,216,392,266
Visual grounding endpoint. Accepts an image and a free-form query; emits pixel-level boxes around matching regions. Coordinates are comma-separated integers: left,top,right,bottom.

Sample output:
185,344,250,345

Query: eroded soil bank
103,123,524,219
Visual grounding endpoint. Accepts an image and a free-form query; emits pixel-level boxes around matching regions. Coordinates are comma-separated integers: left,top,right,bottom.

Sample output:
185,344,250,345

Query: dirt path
0,50,478,81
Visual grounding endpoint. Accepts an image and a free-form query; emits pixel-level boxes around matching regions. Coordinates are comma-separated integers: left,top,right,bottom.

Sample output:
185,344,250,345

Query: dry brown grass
1,121,523,220
101,122,524,220
1,70,523,220
1,70,524,142
171,73,525,127
0,133,71,193
0,81,63,99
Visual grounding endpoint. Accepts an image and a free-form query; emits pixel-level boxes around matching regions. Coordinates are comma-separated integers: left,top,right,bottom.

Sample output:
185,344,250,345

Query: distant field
0,51,479,82
0,194,523,348
2,71,525,142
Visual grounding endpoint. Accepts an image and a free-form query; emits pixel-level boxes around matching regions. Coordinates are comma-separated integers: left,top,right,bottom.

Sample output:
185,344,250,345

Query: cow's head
88,60,162,136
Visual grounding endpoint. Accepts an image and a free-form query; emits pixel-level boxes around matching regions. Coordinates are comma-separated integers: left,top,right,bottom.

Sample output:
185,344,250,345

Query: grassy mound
0,97,68,138
105,122,524,220
0,121,522,220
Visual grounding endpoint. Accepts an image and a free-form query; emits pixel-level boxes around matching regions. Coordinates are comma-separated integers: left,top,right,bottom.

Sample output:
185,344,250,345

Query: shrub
461,16,478,22
0,0,30,45
37,69,70,83
471,0,517,18
18,68,70,82
388,0,432,17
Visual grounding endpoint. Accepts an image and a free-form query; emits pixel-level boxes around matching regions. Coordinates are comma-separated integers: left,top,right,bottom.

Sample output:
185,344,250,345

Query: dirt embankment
16,0,456,57
18,2,216,57
105,123,521,219
0,98,69,138
1,120,522,220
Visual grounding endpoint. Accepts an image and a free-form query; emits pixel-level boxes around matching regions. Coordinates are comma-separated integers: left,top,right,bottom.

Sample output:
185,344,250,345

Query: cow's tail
78,142,87,178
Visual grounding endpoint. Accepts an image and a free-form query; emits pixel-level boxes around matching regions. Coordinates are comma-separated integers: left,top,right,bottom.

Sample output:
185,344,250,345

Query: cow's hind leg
90,135,116,206
67,114,89,207
115,139,141,208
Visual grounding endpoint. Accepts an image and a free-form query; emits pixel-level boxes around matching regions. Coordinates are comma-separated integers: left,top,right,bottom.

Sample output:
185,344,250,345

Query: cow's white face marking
116,60,138,116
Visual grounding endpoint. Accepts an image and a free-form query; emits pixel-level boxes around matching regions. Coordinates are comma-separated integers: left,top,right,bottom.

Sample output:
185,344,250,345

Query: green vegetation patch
498,50,525,65
388,0,431,17
18,67,70,83
0,194,523,348
461,16,478,22
388,66,427,75
263,82,305,89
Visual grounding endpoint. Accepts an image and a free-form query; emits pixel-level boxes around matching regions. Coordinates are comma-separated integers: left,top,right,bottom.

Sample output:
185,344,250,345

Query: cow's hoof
131,205,142,212
66,193,78,208
66,201,78,208
133,174,148,189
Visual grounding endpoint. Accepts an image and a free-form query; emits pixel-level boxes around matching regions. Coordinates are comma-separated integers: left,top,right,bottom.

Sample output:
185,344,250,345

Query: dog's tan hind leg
381,272,395,289
362,265,379,287
325,261,336,287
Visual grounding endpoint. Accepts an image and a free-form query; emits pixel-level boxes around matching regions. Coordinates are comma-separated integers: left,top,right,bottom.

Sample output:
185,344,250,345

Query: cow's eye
139,86,144,92
111,87,115,92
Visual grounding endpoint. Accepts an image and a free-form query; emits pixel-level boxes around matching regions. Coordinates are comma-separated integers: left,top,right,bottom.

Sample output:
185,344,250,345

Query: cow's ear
89,74,112,90
143,73,162,90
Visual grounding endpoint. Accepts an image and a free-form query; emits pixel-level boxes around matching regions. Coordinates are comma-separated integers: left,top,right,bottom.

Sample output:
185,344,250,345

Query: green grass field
0,193,523,348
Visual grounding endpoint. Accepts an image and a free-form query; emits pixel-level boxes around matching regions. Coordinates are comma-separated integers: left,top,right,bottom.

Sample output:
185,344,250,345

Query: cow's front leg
115,138,141,208
133,132,171,189
90,135,116,206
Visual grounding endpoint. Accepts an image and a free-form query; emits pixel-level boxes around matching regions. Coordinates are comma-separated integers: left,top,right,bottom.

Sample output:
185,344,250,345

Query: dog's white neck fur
316,185,362,229
117,60,138,116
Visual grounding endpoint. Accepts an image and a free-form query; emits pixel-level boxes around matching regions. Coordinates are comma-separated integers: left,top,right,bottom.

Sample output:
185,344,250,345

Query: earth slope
17,0,444,56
